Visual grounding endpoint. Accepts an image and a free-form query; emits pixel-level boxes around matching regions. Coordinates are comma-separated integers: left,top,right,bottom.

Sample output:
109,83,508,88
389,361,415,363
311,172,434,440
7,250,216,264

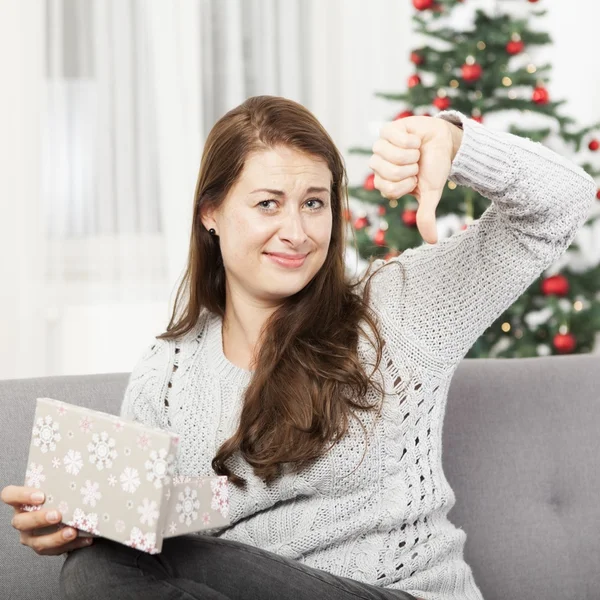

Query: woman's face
203,146,334,306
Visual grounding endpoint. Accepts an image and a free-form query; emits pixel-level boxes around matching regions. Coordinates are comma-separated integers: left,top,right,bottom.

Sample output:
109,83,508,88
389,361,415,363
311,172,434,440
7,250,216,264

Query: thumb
415,190,442,244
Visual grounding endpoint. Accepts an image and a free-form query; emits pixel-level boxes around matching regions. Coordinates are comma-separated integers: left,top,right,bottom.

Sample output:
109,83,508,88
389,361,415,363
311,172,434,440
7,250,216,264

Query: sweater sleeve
367,110,597,367
119,338,171,427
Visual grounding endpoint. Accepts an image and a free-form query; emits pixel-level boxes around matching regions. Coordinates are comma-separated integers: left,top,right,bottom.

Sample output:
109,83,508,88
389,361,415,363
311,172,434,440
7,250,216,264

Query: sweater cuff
434,110,515,193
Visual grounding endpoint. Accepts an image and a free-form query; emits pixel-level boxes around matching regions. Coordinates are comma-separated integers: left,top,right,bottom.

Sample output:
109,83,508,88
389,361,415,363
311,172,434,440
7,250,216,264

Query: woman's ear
199,204,217,233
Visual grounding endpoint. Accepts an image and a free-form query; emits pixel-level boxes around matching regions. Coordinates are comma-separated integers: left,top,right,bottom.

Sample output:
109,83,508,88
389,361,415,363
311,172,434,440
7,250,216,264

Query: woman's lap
60,534,420,600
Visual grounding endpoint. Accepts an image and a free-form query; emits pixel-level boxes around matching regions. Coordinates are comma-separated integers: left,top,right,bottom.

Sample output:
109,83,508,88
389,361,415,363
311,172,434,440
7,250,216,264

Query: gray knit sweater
120,110,596,600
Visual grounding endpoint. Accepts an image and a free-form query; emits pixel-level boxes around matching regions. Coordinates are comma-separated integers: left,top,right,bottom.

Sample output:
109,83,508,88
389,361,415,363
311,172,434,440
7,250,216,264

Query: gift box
21,397,230,554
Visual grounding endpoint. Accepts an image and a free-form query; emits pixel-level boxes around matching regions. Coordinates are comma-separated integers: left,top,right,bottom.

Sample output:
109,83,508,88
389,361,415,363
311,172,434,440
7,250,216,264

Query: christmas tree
347,0,600,358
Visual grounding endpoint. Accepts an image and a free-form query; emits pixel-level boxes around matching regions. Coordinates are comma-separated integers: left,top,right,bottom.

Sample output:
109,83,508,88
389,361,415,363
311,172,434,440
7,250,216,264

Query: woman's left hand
368,115,463,244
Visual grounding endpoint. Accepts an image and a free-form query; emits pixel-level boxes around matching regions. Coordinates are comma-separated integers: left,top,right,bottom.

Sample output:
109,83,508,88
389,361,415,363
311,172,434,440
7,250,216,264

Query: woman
2,95,595,600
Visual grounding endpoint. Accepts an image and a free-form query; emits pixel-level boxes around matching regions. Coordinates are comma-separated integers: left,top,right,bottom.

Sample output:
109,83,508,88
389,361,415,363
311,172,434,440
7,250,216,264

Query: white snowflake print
115,520,125,533
25,463,46,488
57,405,67,417
107,474,117,487
210,477,229,518
120,467,141,494
202,513,211,526
168,521,178,534
51,457,61,469
79,416,93,433
113,421,125,433
137,498,159,527
80,480,102,507
63,449,83,475
136,432,151,450
173,474,193,485
58,501,69,514
124,527,158,554
87,431,118,470
144,448,175,489
66,507,99,535
32,415,61,454
175,486,200,526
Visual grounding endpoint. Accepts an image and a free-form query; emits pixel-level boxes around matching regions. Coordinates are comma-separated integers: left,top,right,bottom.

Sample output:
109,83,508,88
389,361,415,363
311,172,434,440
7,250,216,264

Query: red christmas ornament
422,112,432,117
402,209,418,227
354,216,369,230
374,229,386,246
471,114,484,123
461,62,483,82
412,0,434,10
408,74,421,88
528,0,540,3
589,139,599,151
540,274,569,296
394,110,414,120
506,40,525,55
433,96,451,110
378,205,387,216
410,51,424,66
553,332,576,354
342,208,352,222
532,86,549,105
384,249,401,260
364,173,375,191
596,189,600,200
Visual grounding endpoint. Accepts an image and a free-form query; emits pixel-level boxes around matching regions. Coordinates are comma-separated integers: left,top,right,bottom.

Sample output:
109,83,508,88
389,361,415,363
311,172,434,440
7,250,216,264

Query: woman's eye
258,198,325,211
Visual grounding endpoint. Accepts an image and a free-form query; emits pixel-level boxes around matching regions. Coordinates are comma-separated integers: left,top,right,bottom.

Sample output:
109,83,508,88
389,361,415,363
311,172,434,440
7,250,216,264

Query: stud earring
209,228,216,236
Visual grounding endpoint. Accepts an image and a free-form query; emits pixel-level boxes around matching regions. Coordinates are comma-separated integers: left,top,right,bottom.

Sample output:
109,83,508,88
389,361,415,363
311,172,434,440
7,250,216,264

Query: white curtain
0,1,46,380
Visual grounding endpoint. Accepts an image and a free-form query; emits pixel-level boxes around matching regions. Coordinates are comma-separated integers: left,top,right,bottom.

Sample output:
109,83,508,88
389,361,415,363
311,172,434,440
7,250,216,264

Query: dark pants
60,534,421,600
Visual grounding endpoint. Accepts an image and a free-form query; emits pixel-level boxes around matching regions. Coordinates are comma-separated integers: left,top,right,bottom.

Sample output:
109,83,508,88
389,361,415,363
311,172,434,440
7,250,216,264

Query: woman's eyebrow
250,187,330,196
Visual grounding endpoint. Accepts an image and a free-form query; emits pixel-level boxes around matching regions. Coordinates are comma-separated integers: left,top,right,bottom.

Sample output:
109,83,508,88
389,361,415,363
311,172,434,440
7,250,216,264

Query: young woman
3,95,595,600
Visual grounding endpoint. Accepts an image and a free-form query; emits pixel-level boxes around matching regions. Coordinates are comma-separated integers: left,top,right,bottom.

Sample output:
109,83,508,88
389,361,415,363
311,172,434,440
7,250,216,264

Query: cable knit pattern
119,112,596,600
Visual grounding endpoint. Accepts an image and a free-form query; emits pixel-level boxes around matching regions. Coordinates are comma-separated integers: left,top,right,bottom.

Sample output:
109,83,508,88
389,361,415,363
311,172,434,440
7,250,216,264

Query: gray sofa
1,354,599,600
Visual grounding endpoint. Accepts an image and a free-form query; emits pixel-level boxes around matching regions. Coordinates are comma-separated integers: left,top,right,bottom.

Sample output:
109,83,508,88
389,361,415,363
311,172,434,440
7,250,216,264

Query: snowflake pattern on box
125,527,159,554
87,431,118,470
65,507,100,535
211,477,229,519
175,486,201,526
138,497,160,527
145,448,175,489
32,415,61,453
22,398,228,553
25,462,46,488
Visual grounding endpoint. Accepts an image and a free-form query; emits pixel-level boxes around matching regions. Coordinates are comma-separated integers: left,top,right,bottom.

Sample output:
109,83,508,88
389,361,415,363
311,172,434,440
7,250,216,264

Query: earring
209,228,216,236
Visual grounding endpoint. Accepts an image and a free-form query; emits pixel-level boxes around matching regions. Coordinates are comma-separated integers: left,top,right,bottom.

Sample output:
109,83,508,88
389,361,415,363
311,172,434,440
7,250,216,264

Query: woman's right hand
1,485,94,556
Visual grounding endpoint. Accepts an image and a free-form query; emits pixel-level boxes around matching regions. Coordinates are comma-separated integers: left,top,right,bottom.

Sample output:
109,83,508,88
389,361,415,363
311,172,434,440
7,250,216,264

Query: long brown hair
157,95,398,488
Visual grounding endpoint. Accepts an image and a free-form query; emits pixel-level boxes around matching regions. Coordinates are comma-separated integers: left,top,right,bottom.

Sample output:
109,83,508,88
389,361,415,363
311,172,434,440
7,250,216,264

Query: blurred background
2,0,599,381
